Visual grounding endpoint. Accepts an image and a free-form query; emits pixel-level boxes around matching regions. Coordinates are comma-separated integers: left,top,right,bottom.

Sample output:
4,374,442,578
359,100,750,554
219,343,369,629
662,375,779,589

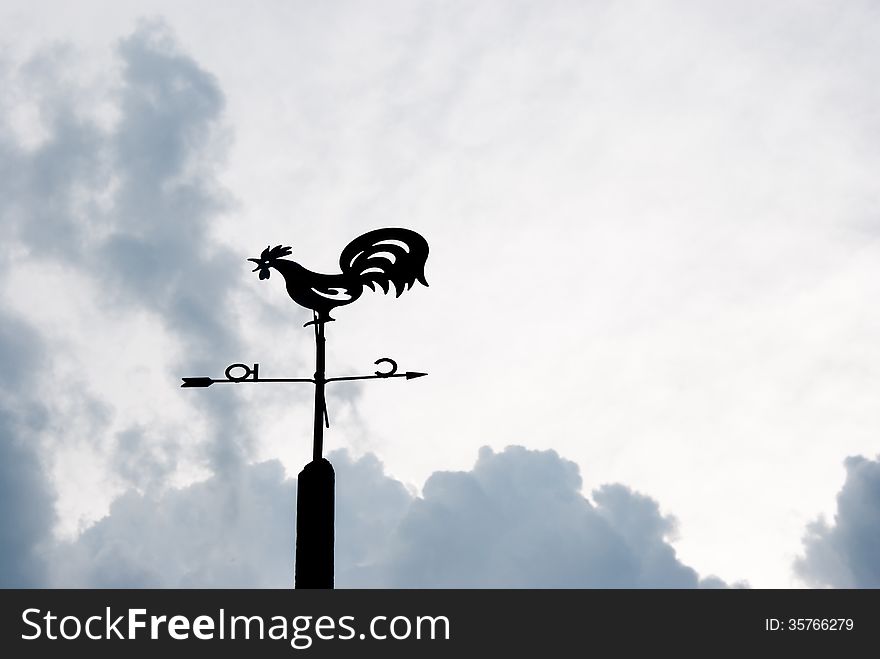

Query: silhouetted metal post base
295,458,335,589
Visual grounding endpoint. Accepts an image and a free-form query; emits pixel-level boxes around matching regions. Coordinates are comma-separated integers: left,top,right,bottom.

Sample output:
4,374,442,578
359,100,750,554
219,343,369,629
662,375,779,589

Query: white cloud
52,446,736,588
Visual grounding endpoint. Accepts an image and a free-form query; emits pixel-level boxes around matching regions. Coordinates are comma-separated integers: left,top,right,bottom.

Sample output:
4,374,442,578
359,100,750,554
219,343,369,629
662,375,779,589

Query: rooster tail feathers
340,228,429,296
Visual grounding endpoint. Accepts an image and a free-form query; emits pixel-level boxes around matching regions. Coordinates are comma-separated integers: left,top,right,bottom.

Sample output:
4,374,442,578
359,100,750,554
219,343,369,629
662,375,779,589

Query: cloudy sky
1,1,879,589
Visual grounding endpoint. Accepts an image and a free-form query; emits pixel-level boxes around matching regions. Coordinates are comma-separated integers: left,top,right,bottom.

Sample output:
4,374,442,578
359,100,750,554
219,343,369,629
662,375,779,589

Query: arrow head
181,377,214,388
405,371,428,380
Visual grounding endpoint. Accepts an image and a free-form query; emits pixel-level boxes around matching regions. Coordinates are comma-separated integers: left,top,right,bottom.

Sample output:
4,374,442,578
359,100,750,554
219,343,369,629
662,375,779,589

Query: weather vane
181,227,429,589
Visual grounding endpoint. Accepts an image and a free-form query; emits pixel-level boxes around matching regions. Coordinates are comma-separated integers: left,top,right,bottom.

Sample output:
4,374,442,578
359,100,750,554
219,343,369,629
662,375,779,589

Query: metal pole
313,317,326,462
295,313,334,589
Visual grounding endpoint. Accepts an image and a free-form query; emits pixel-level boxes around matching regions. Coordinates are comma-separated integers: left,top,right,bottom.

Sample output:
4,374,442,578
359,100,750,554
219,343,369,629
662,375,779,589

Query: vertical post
313,317,326,461
295,458,335,588
295,314,334,589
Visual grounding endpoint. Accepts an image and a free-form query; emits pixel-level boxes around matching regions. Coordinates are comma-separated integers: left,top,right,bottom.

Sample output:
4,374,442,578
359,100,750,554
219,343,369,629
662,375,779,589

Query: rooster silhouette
249,228,429,324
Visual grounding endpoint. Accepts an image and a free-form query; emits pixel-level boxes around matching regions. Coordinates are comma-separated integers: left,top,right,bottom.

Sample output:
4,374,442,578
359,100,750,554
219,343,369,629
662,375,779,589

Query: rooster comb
260,245,293,260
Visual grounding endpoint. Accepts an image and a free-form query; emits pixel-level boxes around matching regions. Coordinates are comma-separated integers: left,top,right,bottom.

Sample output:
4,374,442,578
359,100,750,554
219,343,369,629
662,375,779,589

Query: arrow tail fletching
181,377,214,388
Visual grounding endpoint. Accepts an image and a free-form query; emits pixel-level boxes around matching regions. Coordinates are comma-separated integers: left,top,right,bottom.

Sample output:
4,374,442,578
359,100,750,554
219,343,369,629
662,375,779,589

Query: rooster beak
247,258,261,272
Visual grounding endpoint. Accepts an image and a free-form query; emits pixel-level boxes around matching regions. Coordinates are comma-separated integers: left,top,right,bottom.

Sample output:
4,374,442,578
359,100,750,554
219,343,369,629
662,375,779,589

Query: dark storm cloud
55,460,297,588
795,455,880,588
0,312,53,587
0,411,53,587
0,21,270,586
379,446,728,588
6,24,237,359
1,21,260,490
100,25,240,361
52,446,734,588
334,451,414,587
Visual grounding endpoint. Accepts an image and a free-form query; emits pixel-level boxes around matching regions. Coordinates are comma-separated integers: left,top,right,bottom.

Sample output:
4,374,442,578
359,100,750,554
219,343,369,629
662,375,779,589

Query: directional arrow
182,366,427,388
325,371,428,383
181,376,314,388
